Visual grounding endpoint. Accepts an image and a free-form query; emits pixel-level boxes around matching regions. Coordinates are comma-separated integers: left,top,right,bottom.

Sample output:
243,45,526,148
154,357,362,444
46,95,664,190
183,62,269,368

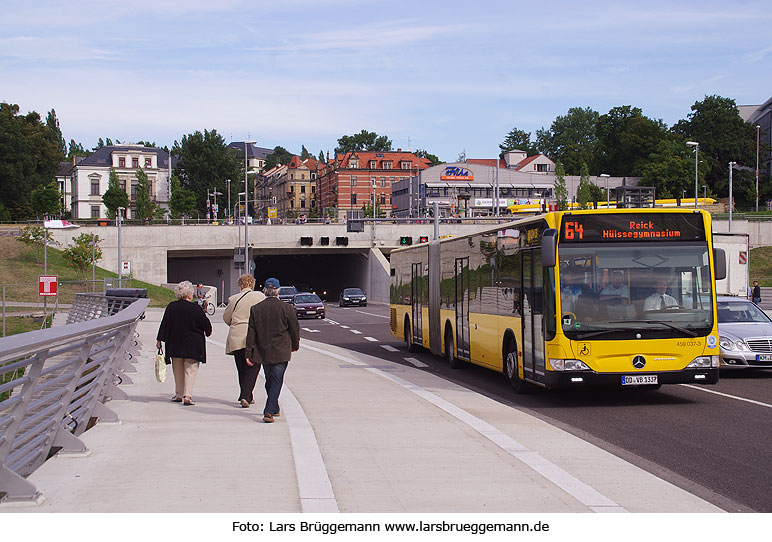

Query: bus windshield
558,243,713,339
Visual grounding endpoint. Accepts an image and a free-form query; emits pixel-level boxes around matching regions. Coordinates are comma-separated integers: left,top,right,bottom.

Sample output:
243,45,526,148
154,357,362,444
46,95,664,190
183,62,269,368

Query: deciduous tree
500,126,537,157
102,168,129,219
335,130,392,154
536,107,600,175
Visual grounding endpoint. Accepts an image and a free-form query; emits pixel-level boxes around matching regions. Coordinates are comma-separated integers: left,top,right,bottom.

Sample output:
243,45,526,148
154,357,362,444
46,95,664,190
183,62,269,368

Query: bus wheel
504,340,527,394
404,320,417,353
445,328,462,369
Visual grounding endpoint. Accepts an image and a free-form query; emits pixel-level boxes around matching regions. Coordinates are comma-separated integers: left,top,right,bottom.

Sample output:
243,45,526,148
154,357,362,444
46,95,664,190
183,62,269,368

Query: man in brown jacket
245,277,300,423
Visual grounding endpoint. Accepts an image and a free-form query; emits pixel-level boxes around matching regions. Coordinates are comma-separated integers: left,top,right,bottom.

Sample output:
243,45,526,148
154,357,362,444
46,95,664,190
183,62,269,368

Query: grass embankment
750,246,772,286
0,236,175,336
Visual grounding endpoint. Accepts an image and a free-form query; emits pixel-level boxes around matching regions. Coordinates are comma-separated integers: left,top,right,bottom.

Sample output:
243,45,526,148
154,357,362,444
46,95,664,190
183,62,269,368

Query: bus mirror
713,248,726,281
542,229,558,267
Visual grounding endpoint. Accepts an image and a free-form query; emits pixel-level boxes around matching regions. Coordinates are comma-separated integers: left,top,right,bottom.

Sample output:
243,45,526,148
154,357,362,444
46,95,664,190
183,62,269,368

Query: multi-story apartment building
316,151,432,218
68,144,174,219
258,156,319,219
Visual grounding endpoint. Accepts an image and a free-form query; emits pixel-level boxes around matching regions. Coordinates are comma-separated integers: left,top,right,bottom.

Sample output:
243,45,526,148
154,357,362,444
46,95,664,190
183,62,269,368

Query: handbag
155,347,167,383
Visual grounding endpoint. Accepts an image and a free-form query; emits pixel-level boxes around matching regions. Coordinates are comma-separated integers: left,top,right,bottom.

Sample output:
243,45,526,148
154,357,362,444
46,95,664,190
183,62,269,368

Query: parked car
339,287,367,307
292,293,325,319
717,295,772,369
278,285,298,303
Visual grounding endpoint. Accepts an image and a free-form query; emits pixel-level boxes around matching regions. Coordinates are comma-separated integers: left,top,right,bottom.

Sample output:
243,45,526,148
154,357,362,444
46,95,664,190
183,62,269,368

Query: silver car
717,296,772,369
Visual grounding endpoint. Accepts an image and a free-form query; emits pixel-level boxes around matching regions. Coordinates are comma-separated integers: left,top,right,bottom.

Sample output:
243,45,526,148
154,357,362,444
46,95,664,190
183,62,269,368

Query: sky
2,0,772,163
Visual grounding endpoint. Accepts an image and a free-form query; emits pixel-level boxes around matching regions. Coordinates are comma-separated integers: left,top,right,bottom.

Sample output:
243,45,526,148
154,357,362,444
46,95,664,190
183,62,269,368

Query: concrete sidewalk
3,308,723,513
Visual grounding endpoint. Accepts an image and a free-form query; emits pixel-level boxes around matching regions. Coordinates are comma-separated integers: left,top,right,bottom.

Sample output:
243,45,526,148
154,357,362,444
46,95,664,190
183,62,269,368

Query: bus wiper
572,327,630,339
609,320,698,337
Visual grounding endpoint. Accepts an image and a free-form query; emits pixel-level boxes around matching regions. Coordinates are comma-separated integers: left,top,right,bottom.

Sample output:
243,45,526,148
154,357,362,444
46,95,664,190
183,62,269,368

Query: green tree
16,225,54,263
134,169,162,221
31,182,61,218
575,163,593,209
361,200,383,218
301,145,311,159
499,126,538,156
0,102,64,216
173,129,243,217
335,130,392,154
263,146,293,171
554,160,569,210
595,106,669,176
318,150,325,163
45,109,66,157
102,167,130,219
62,232,102,278
168,174,197,219
67,139,89,160
415,149,442,166
673,95,760,205
536,107,600,175
639,136,702,198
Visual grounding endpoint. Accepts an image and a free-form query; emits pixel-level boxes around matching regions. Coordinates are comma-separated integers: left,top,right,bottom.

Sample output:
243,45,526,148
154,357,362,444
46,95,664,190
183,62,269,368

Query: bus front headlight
687,356,719,368
549,359,590,371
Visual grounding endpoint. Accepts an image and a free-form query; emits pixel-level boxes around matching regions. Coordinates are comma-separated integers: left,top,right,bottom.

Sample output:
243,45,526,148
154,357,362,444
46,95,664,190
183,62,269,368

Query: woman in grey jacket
223,274,266,407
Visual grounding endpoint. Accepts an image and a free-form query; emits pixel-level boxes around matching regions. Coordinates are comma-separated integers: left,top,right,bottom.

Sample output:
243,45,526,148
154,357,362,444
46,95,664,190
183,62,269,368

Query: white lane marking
680,384,772,409
325,319,339,325
380,345,399,352
302,328,320,333
340,325,350,329
301,343,627,513
404,357,428,368
364,337,379,342
355,310,390,319
207,338,338,512
349,329,362,335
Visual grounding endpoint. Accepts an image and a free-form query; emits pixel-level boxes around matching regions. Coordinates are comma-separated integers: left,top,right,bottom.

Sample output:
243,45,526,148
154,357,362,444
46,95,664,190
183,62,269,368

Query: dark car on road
278,285,298,303
718,295,772,369
292,293,325,319
339,287,367,307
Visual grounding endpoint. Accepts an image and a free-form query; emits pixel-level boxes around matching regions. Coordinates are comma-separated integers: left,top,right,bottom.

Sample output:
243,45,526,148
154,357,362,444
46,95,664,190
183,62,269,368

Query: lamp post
244,141,256,275
599,174,610,207
117,206,125,288
756,125,760,212
89,239,96,292
729,162,736,232
686,141,699,207
703,184,707,203
226,179,231,222
211,189,222,221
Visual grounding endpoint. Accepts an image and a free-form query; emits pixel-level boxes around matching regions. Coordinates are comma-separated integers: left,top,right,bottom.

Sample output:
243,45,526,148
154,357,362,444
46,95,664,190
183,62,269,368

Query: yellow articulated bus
389,208,726,392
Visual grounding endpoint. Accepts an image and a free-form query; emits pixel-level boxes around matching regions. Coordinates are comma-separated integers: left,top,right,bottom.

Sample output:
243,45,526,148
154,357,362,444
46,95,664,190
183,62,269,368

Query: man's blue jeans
263,362,288,416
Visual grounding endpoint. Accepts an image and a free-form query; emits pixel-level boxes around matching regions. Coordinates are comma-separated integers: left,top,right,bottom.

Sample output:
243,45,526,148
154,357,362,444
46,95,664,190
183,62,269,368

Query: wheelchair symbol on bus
579,343,590,357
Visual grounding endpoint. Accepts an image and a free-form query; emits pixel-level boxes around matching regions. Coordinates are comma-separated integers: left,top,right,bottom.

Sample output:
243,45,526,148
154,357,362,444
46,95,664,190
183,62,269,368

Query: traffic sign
38,275,57,297
739,251,747,265
121,261,131,276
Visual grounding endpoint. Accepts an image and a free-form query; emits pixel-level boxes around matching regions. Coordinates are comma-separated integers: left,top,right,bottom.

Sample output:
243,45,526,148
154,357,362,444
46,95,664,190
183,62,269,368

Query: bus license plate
756,355,772,361
621,375,658,386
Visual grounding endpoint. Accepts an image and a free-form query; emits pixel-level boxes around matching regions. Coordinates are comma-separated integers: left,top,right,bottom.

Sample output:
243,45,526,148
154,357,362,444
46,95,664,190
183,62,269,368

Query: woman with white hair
156,280,213,406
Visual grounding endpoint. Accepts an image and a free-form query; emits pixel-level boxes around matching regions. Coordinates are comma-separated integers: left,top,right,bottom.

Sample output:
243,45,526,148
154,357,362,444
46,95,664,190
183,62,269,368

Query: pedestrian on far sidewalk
244,277,300,423
223,274,266,408
752,280,762,305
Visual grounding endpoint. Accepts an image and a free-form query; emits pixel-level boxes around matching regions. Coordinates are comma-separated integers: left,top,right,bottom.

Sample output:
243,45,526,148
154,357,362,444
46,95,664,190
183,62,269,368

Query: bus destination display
560,213,706,243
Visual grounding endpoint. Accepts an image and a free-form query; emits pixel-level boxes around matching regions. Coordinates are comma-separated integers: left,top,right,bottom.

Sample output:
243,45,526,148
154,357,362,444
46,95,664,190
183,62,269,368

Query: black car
278,286,298,303
292,293,325,319
339,287,367,307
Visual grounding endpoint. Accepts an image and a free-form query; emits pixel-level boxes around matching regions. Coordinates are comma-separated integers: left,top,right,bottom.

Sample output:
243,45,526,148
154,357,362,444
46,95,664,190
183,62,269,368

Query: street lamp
211,189,222,220
244,141,256,275
756,125,760,212
117,206,125,288
226,179,231,222
729,162,737,232
89,239,96,292
703,184,707,203
686,141,699,207
599,174,610,207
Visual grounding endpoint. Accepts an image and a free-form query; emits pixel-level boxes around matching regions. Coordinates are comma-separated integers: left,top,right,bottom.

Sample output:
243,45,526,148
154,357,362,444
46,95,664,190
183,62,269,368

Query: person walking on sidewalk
156,281,213,406
245,277,300,423
752,280,762,306
223,273,266,408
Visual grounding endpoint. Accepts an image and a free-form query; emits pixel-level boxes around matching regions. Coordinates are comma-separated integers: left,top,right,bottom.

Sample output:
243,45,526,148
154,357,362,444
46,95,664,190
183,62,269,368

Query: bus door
522,248,546,382
455,257,470,359
411,262,423,345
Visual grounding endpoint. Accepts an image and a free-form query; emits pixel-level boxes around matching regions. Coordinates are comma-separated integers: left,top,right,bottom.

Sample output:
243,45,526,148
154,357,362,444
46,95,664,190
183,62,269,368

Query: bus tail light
687,356,718,368
549,359,590,371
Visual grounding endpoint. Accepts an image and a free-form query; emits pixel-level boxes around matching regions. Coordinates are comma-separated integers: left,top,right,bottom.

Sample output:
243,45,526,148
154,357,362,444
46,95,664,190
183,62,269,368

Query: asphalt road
299,302,772,513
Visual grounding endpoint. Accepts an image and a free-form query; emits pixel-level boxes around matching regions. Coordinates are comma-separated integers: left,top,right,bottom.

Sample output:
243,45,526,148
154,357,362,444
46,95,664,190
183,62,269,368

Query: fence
0,293,148,503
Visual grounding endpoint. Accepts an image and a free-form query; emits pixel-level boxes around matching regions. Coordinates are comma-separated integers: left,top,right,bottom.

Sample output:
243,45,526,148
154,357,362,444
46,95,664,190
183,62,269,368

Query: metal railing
0,294,148,503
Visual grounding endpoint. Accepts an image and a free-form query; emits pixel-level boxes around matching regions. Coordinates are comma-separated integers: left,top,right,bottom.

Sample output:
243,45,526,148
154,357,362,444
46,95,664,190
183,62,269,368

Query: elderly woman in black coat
156,280,212,406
